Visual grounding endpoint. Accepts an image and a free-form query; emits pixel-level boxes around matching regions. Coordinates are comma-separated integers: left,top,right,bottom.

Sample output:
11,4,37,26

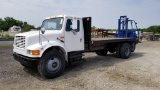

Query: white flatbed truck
13,15,137,78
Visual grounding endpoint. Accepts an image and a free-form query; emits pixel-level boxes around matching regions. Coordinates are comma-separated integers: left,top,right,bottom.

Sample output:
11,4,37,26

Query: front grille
15,36,25,49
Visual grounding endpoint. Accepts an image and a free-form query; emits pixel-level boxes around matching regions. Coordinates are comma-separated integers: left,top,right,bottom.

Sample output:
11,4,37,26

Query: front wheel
37,50,66,79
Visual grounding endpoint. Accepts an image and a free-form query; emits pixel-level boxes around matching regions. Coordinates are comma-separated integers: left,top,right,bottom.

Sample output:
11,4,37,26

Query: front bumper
13,52,40,67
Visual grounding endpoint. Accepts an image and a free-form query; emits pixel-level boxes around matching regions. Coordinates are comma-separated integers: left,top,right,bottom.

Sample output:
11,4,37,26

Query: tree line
92,26,160,33
0,17,160,33
0,17,35,31
140,25,160,33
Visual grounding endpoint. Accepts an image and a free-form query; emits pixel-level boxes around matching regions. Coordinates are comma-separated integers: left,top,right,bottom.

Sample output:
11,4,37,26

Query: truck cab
13,15,86,59
13,15,90,78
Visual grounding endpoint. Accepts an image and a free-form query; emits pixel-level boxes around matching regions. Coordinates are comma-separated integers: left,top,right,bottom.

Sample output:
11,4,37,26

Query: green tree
146,25,160,33
0,17,35,31
23,25,35,31
157,25,160,33
91,26,96,30
0,18,4,30
141,25,160,33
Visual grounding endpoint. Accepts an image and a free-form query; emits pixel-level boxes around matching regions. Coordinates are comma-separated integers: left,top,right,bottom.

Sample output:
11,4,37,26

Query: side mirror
72,19,77,30
41,27,45,34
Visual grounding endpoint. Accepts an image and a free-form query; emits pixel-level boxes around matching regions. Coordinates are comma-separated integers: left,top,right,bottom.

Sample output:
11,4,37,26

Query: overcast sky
0,0,160,29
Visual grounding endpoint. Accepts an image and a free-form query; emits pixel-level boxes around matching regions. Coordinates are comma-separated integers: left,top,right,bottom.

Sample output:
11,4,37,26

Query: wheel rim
47,57,61,72
124,47,130,56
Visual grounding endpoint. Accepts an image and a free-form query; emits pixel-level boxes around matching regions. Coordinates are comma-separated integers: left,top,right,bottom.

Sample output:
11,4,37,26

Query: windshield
41,17,64,30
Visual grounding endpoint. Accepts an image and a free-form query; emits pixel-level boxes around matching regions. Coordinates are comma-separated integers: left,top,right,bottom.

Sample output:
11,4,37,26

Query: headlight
27,50,40,56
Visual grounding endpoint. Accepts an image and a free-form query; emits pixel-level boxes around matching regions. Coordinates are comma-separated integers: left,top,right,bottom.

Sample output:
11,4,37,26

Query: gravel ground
0,41,160,90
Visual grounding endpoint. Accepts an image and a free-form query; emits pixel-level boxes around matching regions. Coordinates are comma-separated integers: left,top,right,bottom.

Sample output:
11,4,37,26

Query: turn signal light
60,35,65,38
32,50,40,55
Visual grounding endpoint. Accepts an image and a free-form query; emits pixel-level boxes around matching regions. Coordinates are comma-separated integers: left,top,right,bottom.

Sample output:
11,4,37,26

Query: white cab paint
13,15,85,60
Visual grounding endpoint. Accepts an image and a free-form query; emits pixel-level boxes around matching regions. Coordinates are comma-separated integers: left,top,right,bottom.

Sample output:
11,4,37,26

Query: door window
66,19,80,32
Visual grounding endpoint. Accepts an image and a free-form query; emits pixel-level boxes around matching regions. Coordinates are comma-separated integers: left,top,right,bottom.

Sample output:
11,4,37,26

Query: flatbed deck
92,37,136,42
87,37,136,51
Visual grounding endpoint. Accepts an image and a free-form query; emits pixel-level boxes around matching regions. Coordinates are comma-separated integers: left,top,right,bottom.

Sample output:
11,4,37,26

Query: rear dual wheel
131,42,136,52
116,43,131,59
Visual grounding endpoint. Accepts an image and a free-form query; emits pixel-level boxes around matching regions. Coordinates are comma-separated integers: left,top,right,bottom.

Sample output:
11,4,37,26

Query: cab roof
45,15,81,20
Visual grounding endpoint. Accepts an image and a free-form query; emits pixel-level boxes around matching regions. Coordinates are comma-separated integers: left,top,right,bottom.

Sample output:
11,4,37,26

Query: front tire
37,50,66,79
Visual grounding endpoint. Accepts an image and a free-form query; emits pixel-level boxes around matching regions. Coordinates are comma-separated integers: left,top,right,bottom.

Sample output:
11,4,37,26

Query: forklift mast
115,16,139,39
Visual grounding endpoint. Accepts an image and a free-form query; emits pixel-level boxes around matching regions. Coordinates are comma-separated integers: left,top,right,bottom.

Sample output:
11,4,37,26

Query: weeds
0,34,14,38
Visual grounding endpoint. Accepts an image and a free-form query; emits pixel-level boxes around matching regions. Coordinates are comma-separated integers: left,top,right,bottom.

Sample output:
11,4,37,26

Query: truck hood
16,31,40,36
15,30,62,47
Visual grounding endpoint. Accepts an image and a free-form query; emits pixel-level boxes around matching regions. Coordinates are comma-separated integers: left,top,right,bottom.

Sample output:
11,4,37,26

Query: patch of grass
0,34,14,38
0,44,13,46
